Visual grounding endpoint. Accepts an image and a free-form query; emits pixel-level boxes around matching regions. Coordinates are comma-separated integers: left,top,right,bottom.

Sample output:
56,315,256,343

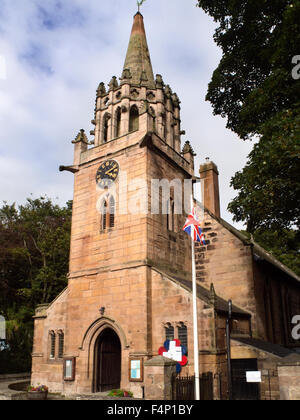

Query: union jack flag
183,207,206,244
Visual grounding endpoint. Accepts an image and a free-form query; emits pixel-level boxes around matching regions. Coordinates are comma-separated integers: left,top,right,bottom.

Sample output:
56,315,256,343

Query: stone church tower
31,12,197,397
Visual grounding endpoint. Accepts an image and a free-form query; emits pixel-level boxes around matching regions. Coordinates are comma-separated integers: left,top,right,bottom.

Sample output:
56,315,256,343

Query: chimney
199,158,221,218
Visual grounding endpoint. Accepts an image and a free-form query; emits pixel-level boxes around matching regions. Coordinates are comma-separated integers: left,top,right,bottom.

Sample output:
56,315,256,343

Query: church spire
122,12,155,88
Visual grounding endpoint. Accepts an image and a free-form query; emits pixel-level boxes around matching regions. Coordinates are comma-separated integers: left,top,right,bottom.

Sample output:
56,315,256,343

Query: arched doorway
93,328,121,392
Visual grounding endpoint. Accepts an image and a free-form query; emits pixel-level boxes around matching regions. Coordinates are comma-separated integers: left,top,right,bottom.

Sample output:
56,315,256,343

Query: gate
200,372,214,400
231,359,260,401
172,373,214,400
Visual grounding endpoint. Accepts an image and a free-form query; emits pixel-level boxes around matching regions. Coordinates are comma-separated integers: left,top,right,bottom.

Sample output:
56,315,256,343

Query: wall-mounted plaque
246,371,262,383
63,357,76,381
129,358,143,382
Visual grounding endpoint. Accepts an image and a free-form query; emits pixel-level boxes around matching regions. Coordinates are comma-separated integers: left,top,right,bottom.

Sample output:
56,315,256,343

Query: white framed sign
246,371,261,383
63,357,76,381
129,358,143,382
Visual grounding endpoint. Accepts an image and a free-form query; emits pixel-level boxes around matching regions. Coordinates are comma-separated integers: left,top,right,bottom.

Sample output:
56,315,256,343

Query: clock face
96,160,119,189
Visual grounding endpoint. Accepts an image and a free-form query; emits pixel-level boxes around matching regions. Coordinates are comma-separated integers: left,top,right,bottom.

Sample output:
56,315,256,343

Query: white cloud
0,55,7,80
0,0,254,227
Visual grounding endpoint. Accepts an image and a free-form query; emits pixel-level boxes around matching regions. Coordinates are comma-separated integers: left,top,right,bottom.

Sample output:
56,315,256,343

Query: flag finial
137,0,146,13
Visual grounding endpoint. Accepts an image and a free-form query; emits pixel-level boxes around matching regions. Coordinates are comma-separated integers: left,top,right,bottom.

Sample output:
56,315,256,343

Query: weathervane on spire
137,0,146,13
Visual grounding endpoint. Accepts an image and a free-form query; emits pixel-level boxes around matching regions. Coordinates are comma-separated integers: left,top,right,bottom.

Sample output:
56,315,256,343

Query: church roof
218,216,300,284
122,12,155,88
152,267,250,318
174,276,251,318
196,200,300,285
232,337,297,358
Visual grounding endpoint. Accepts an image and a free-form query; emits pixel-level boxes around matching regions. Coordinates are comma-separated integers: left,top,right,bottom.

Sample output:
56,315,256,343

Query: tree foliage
254,229,300,277
228,108,300,231
197,0,300,138
197,0,300,227
0,197,72,373
241,228,300,277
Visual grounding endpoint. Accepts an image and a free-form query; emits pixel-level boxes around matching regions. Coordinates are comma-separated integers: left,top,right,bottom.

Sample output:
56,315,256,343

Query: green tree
0,197,72,373
241,228,300,277
254,229,300,277
197,0,300,273
228,108,300,232
197,0,300,139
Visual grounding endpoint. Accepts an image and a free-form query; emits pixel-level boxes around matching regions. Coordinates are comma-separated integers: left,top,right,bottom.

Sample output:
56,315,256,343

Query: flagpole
191,195,200,401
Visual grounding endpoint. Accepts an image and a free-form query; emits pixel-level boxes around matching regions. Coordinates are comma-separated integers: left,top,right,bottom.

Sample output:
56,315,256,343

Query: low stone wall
0,373,30,400
0,383,29,400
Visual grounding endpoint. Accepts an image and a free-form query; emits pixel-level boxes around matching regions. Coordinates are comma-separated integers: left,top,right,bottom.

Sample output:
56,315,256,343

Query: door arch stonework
79,317,129,390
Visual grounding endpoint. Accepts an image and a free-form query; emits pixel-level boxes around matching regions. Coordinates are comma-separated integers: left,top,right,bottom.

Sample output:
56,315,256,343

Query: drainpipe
226,300,233,400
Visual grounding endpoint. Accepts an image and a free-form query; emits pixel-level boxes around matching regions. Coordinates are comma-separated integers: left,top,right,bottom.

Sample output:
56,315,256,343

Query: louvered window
129,106,139,132
103,115,109,143
178,323,188,350
109,196,115,228
101,200,108,231
165,323,174,341
58,332,64,359
50,332,55,359
115,108,121,138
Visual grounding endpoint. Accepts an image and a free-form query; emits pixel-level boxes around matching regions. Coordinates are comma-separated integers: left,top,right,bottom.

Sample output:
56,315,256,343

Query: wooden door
94,329,121,392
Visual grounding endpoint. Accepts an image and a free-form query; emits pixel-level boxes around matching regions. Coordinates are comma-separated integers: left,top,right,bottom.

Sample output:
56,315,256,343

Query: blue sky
0,0,254,227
